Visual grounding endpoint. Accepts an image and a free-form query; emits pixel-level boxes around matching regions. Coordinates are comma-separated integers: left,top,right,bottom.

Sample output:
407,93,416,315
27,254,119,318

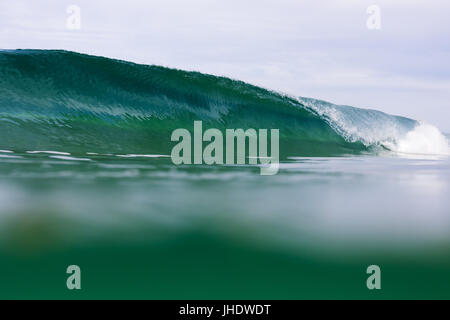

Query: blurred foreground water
0,151,449,299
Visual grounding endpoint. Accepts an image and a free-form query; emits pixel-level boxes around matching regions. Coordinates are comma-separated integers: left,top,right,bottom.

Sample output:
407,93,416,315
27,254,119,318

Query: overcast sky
1,0,449,131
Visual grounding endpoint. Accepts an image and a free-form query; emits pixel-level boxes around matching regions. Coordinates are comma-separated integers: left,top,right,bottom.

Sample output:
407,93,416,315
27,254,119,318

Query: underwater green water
0,152,449,299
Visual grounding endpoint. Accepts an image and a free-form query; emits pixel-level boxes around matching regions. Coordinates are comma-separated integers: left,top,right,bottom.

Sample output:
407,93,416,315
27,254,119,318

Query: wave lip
298,97,449,158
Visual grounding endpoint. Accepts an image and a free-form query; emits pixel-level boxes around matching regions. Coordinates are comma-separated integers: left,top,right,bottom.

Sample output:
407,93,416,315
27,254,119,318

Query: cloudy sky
1,0,450,131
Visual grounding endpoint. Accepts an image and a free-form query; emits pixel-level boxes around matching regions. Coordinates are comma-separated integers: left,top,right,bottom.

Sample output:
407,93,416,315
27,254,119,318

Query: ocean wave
0,49,447,158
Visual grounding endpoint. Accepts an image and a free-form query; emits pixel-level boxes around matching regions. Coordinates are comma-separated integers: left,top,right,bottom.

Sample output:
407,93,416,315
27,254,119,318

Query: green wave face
0,50,418,157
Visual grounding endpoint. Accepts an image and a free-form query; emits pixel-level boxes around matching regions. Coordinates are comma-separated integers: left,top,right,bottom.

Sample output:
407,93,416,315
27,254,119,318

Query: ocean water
0,50,449,299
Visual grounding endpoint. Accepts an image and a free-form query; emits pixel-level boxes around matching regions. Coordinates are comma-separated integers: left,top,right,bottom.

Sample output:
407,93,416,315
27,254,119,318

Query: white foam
385,123,450,156
0,154,23,159
116,154,170,158
49,155,92,161
27,151,71,155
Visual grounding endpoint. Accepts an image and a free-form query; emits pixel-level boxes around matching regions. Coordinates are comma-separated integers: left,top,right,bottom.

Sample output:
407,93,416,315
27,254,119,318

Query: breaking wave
0,49,447,158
